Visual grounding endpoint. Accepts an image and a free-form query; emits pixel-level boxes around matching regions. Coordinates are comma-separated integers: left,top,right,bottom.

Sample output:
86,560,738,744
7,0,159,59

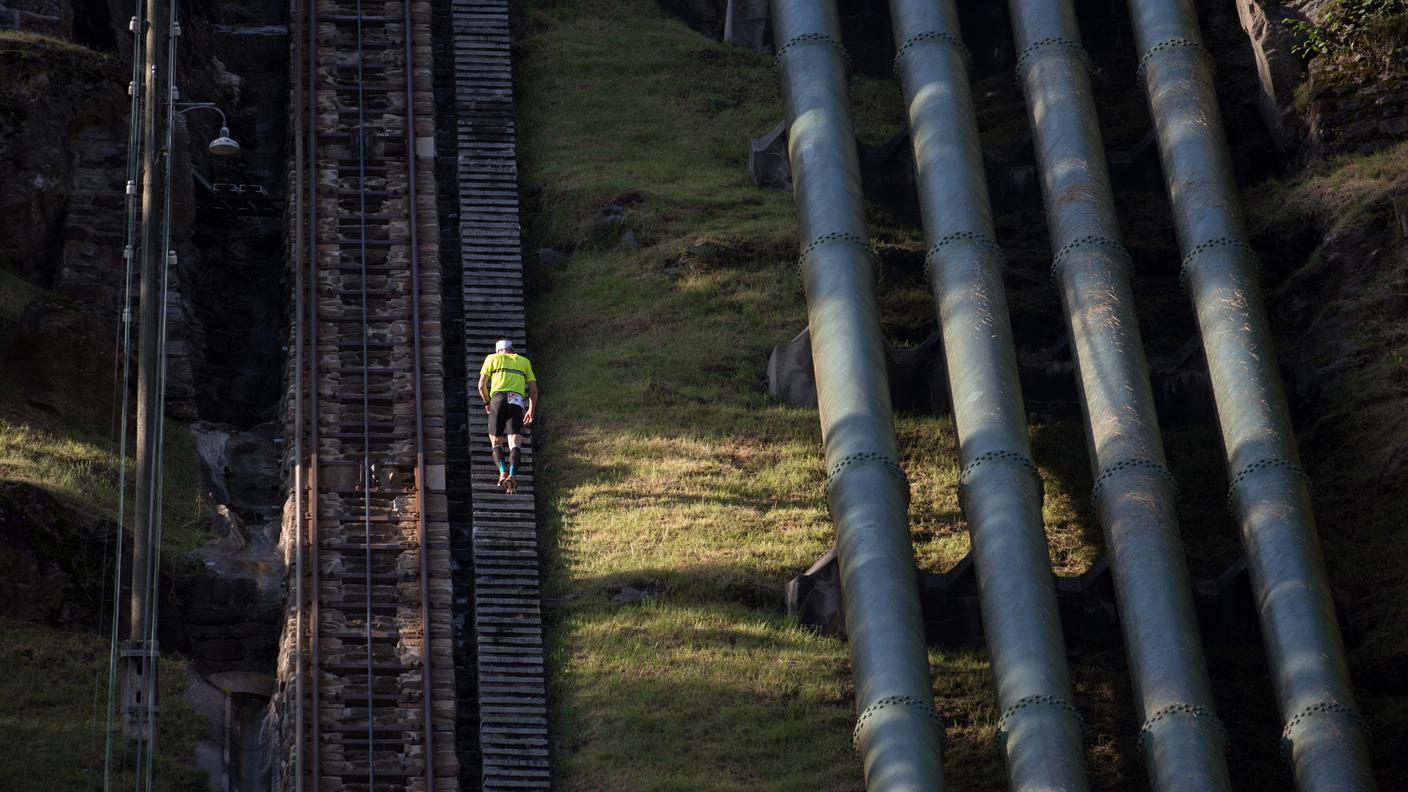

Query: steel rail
291,0,307,783
1127,0,1375,787
887,1,1091,789
401,0,437,787
351,3,378,785
1005,0,1232,787
305,0,322,784
770,2,946,789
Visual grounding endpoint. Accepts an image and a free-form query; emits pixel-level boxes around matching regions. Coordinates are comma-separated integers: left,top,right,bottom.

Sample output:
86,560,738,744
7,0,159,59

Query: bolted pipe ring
1091,457,1179,501
892,30,972,78
797,231,879,278
1177,237,1259,290
995,694,1084,745
1136,37,1215,83
922,231,1007,280
1049,234,1133,281
1014,36,1093,80
1225,456,1310,510
822,451,910,517
852,695,945,754
1136,702,1228,756
775,32,852,73
957,450,1043,502
1278,700,1369,762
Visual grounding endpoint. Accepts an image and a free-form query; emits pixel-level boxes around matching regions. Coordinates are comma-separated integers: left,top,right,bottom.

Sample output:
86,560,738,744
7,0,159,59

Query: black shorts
488,392,526,436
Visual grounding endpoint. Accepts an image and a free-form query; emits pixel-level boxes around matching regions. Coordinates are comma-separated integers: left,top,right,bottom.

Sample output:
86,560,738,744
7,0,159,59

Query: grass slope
513,2,1151,789
0,618,207,791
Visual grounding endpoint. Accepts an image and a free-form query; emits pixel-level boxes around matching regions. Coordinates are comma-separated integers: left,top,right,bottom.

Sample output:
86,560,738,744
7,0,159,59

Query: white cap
495,339,513,352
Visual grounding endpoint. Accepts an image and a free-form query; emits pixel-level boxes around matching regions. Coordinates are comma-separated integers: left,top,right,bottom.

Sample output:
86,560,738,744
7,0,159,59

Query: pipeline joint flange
1091,457,1179,502
852,695,945,754
922,231,1007,281
823,452,910,515
892,30,972,78
957,450,1042,503
1049,235,1133,281
798,231,879,279
1136,703,1228,756
1014,36,1093,82
1279,700,1368,762
1225,456,1310,510
1136,37,1215,83
1178,237,1260,290
775,32,852,74
995,694,1084,746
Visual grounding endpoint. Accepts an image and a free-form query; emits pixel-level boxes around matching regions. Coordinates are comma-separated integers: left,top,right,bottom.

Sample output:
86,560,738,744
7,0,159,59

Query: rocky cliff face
0,0,292,688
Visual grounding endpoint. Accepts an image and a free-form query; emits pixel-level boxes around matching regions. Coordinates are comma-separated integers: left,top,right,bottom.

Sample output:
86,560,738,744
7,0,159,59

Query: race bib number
507,393,526,408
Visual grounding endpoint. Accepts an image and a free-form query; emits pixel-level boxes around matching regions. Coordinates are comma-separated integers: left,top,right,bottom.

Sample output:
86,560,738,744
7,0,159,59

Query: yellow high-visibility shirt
480,352,536,398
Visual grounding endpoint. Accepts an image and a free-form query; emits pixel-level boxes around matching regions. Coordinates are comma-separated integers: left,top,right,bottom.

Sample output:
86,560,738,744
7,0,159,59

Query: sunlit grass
0,405,209,562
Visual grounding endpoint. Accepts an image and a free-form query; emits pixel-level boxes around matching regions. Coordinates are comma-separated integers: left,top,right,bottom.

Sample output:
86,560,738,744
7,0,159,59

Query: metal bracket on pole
120,640,162,742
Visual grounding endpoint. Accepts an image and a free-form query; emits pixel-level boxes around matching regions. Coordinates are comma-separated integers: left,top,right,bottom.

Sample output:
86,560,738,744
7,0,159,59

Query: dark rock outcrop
1235,0,1308,150
1,298,117,421
0,480,116,625
722,0,769,50
748,121,790,190
658,0,726,38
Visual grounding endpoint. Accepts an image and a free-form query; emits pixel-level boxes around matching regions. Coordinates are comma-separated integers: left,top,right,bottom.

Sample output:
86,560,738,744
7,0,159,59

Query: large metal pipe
1005,0,1232,788
887,2,1088,789
1127,1,1376,787
770,2,946,789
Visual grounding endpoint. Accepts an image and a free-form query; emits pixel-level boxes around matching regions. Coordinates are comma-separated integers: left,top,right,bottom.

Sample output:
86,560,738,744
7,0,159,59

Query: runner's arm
478,374,491,412
524,381,539,424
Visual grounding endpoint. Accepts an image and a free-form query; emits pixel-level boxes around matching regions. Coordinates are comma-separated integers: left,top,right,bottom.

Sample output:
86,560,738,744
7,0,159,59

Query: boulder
748,121,791,190
658,0,724,38
537,247,570,268
767,328,817,408
590,203,631,248
723,0,770,50
0,480,110,625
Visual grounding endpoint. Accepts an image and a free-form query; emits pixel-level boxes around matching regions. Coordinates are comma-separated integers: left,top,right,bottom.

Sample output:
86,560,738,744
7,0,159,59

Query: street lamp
176,102,240,156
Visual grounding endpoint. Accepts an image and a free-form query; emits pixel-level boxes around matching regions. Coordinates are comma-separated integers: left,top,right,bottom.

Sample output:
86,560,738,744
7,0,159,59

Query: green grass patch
0,30,116,119
0,396,209,564
0,30,112,62
0,618,207,791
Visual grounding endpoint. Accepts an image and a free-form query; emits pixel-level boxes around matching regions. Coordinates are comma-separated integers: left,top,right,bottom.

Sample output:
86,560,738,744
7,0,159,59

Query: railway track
285,0,459,788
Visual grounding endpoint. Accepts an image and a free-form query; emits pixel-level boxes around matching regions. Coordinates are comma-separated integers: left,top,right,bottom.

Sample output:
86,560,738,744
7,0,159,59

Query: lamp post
120,0,239,776
177,102,242,156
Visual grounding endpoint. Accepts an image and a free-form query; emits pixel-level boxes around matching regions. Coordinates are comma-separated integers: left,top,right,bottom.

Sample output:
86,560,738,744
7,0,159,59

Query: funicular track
286,0,459,788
